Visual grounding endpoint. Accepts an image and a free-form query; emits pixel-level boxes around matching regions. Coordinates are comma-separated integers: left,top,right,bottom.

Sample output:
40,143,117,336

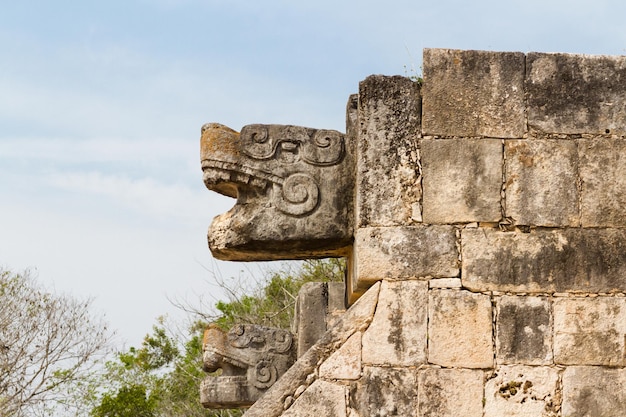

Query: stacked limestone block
244,49,626,417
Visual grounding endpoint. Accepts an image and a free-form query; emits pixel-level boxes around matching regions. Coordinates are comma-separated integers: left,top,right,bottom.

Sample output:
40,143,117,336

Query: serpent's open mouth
201,158,282,199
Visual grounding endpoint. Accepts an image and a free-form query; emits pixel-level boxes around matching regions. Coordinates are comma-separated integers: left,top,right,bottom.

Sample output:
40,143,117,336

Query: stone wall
241,48,626,417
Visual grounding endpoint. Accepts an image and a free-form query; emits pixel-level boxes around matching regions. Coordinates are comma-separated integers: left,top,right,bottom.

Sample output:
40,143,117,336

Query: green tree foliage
0,267,110,417
213,258,345,330
90,318,226,417
92,385,157,417
90,258,345,417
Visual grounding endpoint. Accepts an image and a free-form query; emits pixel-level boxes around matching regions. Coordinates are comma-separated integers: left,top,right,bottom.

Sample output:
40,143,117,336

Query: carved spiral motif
228,324,265,348
241,125,345,165
232,324,245,337
241,125,275,159
269,329,293,353
252,360,278,389
272,173,319,216
301,130,345,166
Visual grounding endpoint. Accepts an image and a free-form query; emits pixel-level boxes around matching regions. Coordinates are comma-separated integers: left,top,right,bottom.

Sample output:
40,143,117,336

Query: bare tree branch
0,268,112,417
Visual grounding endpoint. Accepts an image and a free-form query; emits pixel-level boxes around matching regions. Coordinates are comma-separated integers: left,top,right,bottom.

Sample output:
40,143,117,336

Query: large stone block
282,380,347,417
293,282,346,358
496,296,552,365
362,280,428,366
505,139,579,227
352,225,459,292
484,366,560,417
293,282,329,358
462,228,626,293
417,368,484,417
526,52,626,135
428,289,493,368
319,332,361,381
579,138,626,227
422,138,502,224
554,297,626,366
357,75,422,227
562,367,626,417
350,367,417,417
422,48,526,138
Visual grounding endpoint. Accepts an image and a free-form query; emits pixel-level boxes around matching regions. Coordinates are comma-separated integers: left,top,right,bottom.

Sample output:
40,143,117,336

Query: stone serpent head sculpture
201,324,296,408
200,123,354,261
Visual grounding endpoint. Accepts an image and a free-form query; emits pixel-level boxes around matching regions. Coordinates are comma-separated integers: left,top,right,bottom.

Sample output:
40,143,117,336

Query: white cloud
45,170,232,224
0,137,192,163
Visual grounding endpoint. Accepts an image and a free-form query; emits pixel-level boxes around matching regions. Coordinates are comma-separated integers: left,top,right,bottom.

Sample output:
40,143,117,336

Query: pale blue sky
2,0,626,346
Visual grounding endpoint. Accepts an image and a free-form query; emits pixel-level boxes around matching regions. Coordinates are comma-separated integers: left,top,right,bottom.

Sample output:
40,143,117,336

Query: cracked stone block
527,52,626,135
462,228,626,293
293,282,329,358
505,139,579,227
357,75,422,228
422,138,502,224
484,365,560,417
496,296,552,365
579,138,626,227
319,332,361,381
417,368,483,417
422,48,526,138
350,367,417,417
293,282,346,358
428,289,493,368
362,280,428,366
554,297,626,366
562,367,626,417
282,379,347,417
352,225,459,291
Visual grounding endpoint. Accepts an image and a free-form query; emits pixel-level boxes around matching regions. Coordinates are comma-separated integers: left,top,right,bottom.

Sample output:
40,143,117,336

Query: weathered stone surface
422,138,502,224
562,366,626,417
350,367,417,417
201,123,354,261
554,297,626,365
243,282,380,417
428,289,493,368
462,228,626,293
417,368,483,417
579,138,626,227
422,48,526,138
505,139,579,226
356,75,422,228
496,296,552,365
362,280,427,366
319,332,361,380
353,226,459,291
326,282,348,328
484,365,560,417
201,324,296,408
293,282,330,358
282,380,347,417
428,278,462,289
526,52,626,135
198,50,626,417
